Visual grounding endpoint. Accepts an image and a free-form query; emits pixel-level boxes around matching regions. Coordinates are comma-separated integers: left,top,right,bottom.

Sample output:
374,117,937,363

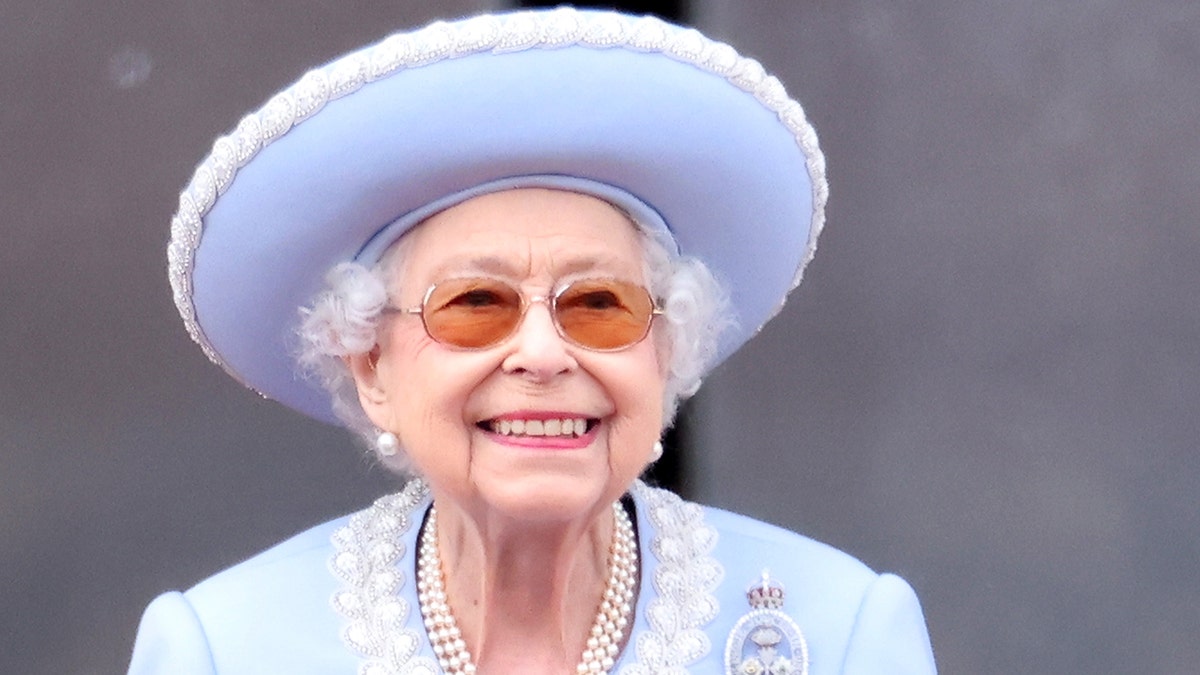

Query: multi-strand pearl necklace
416,501,638,675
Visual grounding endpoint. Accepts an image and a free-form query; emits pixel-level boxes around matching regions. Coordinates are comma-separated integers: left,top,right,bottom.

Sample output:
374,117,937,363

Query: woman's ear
345,346,390,426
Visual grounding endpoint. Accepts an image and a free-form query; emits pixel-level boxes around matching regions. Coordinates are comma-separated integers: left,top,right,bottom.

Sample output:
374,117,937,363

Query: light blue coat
129,482,935,674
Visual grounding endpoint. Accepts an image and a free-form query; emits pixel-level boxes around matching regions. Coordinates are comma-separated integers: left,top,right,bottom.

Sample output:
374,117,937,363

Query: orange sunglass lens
555,280,654,350
422,279,522,348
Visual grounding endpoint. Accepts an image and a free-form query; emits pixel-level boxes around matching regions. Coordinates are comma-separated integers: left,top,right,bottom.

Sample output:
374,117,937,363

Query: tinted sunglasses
383,277,662,351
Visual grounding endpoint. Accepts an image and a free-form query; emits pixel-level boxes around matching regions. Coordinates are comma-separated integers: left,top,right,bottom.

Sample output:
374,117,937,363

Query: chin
471,472,620,524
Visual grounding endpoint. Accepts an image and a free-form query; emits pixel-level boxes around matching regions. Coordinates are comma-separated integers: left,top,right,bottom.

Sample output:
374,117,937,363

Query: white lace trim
329,480,723,674
620,483,723,674
168,7,828,380
328,480,439,675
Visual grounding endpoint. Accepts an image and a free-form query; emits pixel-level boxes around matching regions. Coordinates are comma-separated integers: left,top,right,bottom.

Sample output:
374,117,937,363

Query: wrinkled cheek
641,376,669,430
610,408,664,466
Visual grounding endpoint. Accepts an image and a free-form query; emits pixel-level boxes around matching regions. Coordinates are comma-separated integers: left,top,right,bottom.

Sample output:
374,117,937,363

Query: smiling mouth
481,417,598,438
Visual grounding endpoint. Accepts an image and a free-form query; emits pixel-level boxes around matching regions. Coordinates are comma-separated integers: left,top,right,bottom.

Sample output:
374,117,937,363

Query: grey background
2,1,1196,673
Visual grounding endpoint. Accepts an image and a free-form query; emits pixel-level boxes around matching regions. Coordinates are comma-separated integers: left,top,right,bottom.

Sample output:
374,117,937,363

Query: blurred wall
690,2,1200,673
1,1,1197,673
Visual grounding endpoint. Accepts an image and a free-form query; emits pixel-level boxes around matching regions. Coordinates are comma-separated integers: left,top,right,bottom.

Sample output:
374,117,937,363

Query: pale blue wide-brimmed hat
168,7,828,425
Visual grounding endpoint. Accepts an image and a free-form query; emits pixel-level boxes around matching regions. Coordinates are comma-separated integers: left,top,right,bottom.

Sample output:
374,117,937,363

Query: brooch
724,570,809,675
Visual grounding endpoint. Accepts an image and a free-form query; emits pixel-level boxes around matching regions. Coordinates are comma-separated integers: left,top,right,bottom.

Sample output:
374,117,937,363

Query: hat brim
170,9,827,425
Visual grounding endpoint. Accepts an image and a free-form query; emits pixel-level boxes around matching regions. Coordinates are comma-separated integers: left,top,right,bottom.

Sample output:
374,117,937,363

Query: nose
500,299,576,380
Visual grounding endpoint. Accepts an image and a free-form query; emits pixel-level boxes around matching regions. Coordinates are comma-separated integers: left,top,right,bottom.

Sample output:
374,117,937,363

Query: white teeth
489,417,589,437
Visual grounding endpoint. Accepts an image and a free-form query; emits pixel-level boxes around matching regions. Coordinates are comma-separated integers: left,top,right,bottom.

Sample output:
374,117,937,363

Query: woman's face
359,188,666,524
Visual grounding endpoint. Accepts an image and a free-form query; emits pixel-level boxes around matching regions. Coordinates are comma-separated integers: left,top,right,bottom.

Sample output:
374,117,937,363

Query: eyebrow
428,253,637,280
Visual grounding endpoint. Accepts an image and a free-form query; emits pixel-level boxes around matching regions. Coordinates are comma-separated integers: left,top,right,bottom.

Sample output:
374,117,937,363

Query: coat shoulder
703,503,878,587
129,514,360,675
182,516,354,672
186,515,348,606
690,500,936,674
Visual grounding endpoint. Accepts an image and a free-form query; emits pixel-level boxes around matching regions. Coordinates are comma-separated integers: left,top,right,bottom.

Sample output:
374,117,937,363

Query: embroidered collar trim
328,480,722,674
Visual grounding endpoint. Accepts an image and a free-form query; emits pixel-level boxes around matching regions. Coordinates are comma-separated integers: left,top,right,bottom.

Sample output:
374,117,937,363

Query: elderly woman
130,8,935,675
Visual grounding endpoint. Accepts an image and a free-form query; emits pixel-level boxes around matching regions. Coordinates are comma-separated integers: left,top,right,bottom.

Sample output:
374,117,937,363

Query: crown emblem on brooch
747,574,786,609
724,570,809,675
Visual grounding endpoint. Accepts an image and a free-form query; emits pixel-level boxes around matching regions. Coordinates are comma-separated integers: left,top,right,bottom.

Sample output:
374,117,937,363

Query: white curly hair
296,212,733,464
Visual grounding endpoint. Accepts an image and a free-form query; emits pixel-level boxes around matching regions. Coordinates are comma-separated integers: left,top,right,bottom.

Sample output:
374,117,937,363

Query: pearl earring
650,440,664,462
376,431,399,457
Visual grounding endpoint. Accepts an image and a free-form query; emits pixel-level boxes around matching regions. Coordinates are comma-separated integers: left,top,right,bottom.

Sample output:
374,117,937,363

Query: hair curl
296,219,733,464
